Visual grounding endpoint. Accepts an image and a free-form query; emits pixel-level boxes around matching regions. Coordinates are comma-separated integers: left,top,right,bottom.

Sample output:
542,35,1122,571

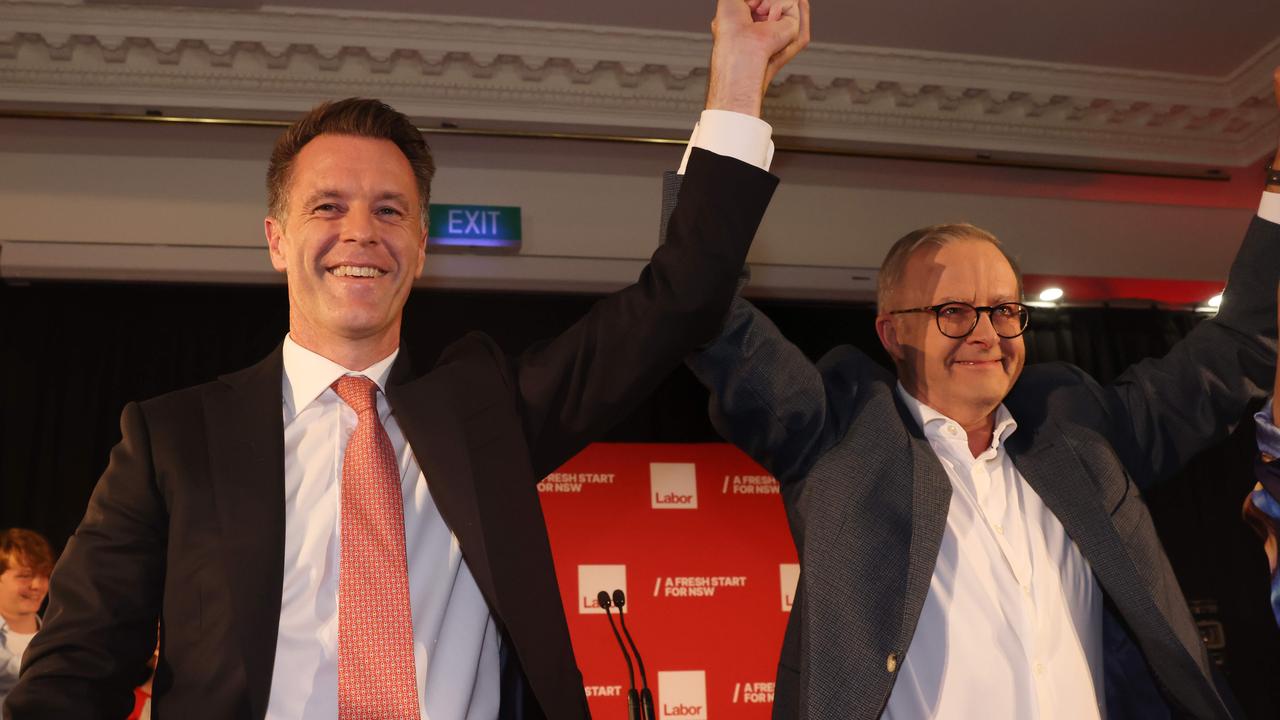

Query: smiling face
265,133,427,367
0,561,49,625
875,238,1026,425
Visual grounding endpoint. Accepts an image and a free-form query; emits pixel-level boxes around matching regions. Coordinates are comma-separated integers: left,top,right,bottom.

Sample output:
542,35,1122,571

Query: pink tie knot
331,375,379,415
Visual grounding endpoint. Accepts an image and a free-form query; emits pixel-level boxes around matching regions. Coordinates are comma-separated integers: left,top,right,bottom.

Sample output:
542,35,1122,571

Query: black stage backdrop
2,280,1278,717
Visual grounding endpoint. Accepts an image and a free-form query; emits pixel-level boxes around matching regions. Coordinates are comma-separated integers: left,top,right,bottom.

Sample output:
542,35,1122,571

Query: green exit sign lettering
428,204,521,253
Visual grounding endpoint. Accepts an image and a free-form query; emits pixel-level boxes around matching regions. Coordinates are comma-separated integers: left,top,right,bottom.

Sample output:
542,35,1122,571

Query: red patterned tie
332,375,421,720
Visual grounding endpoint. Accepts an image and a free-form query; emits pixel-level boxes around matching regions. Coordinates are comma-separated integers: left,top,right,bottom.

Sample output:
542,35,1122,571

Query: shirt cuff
677,109,775,175
1256,402,1280,457
1260,192,1280,225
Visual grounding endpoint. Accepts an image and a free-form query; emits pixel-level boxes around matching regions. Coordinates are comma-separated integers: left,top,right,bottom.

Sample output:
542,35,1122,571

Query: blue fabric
1247,480,1280,627
1255,403,1280,459
1250,401,1280,627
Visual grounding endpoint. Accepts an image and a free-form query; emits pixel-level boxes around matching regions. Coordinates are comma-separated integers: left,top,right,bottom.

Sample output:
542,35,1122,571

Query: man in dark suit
3,2,808,718
682,70,1280,720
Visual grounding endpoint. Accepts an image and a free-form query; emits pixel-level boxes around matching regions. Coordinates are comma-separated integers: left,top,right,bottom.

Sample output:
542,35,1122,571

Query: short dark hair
266,98,435,222
0,528,54,577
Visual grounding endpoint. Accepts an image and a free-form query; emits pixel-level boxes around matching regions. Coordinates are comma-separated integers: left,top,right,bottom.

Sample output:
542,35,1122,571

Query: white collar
281,335,399,419
896,382,1018,453
0,613,40,636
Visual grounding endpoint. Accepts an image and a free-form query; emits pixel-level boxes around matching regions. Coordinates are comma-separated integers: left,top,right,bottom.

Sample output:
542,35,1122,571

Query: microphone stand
613,590,655,720
598,591,641,720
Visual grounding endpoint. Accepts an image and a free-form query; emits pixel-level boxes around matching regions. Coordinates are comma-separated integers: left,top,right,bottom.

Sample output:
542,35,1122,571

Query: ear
875,314,906,362
414,222,428,278
265,216,287,273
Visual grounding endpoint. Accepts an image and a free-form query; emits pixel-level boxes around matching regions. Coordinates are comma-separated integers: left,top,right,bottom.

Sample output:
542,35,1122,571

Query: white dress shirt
266,336,501,720
1,616,40,705
885,386,1105,720
1261,189,1280,223
679,109,775,173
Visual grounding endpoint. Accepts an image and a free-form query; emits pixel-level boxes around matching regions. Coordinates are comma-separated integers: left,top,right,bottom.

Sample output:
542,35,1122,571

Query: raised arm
1101,68,1280,486
513,0,808,479
687,295,873,483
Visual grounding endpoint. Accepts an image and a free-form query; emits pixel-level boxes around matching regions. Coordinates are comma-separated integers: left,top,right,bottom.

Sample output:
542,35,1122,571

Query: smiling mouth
328,265,387,278
955,359,1003,367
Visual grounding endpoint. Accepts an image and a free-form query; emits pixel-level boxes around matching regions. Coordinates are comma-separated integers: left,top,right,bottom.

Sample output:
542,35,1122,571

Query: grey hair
876,222,1023,314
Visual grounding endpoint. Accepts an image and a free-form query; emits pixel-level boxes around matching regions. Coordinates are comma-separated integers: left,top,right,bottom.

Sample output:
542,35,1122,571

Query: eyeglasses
889,301,1032,339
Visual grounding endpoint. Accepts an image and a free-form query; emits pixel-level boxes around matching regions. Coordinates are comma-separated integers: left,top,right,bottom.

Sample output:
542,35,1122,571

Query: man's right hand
706,0,810,118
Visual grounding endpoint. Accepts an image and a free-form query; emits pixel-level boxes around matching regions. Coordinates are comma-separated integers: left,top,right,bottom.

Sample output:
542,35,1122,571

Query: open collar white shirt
884,385,1105,720
0,615,40,703
265,335,501,720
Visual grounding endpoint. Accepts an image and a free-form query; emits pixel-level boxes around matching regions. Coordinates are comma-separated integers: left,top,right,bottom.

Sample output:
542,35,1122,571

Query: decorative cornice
1,1,1277,168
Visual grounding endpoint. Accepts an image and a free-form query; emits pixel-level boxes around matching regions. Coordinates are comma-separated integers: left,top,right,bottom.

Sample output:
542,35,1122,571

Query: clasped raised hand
707,0,811,117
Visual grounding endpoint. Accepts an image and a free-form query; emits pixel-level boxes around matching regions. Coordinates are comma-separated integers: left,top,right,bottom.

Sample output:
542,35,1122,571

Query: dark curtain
1,281,1277,716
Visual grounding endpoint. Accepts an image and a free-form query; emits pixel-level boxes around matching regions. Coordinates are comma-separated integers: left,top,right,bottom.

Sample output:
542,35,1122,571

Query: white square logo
578,564,627,615
651,463,698,509
658,670,708,719
779,564,799,612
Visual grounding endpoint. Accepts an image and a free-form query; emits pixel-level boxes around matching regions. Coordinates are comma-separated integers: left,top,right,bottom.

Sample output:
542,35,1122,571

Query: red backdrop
538,443,797,719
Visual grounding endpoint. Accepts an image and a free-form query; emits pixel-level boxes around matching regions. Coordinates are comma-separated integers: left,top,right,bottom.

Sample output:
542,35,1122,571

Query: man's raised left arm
510,0,809,479
1102,68,1280,485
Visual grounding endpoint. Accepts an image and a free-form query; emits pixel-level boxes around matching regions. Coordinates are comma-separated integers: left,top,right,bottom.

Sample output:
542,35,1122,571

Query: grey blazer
681,187,1279,717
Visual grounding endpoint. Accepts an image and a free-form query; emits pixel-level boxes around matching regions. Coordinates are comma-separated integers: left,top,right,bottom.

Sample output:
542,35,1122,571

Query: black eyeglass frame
888,301,1032,339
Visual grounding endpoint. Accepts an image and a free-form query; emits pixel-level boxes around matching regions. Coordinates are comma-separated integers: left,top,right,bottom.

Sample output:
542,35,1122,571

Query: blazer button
886,652,898,673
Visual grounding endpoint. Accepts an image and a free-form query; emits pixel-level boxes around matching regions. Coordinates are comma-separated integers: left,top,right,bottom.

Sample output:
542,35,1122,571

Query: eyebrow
934,295,1021,305
300,190,344,209
299,190,413,209
373,191,412,207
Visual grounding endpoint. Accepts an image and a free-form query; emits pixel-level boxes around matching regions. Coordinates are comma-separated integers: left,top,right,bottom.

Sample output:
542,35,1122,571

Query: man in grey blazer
682,72,1280,720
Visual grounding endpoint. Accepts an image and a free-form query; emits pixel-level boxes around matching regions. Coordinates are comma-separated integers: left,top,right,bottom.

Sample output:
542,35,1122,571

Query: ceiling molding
2,1,1277,168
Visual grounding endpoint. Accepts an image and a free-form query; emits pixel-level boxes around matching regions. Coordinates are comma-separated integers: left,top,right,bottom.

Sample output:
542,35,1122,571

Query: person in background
0,530,53,707
1246,279,1280,629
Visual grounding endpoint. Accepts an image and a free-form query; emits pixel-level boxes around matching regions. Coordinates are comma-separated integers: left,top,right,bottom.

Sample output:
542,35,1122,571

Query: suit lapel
1003,421,1226,708
897,394,953,653
1003,422,1135,602
807,391,951,717
204,347,287,719
384,358,501,611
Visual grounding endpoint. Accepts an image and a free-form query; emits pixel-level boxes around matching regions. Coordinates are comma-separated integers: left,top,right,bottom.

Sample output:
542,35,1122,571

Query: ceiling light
1038,287,1064,302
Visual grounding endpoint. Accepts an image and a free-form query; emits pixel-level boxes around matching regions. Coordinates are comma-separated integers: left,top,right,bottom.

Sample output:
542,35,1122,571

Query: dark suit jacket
3,149,778,720
686,212,1279,719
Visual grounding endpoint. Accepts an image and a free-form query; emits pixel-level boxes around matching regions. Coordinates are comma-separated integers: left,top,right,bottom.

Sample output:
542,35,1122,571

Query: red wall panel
539,443,797,719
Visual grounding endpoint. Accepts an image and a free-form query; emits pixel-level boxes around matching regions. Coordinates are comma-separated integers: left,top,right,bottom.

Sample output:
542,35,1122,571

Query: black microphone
598,590,641,720
613,589,656,720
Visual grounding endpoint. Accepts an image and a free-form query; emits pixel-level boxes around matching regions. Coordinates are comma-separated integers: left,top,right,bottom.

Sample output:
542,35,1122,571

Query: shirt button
946,424,959,436
1034,662,1046,676
993,523,1004,535
1021,584,1031,596
886,652,899,673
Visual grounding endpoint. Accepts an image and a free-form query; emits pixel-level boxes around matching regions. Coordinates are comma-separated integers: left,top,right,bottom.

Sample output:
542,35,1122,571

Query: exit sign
428,204,521,252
